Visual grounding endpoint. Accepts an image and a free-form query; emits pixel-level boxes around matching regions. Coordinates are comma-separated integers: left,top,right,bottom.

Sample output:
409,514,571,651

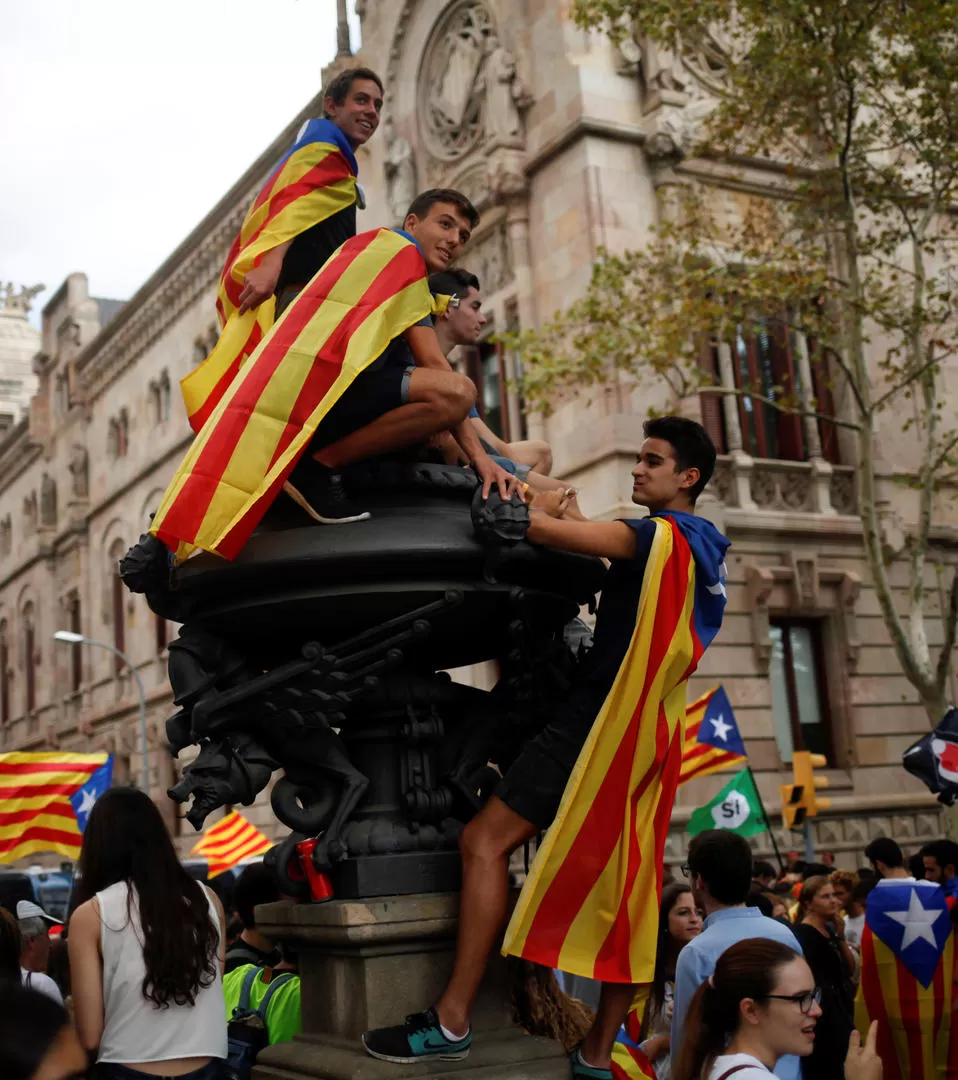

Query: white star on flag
887,888,945,951
710,715,732,742
77,787,99,817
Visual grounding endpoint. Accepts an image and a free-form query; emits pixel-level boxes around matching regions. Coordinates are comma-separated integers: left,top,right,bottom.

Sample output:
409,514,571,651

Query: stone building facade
1,0,949,862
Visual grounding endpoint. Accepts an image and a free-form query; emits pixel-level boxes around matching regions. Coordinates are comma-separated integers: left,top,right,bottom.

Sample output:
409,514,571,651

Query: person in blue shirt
672,830,803,1080
920,839,958,898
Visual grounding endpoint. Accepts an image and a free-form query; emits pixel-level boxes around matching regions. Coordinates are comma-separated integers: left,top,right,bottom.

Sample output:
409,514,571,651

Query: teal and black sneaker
361,1006,472,1064
569,1044,613,1079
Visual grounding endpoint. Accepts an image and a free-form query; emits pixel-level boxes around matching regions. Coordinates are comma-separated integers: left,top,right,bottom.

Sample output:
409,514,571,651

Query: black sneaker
361,1006,472,1064
283,458,370,525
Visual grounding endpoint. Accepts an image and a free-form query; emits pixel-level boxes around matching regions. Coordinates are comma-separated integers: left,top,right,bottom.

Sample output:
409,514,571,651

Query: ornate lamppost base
255,893,568,1079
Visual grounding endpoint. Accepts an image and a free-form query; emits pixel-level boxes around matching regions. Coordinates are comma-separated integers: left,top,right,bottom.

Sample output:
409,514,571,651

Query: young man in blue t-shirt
363,416,729,1079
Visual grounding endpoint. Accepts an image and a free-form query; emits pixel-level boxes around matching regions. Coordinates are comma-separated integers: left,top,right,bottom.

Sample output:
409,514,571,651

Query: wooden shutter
697,339,727,453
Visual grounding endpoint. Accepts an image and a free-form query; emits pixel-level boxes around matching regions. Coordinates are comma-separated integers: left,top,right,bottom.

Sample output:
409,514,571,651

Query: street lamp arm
53,632,150,792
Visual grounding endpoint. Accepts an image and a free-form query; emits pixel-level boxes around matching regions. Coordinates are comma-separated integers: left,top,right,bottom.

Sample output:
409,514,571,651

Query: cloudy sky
1,0,360,325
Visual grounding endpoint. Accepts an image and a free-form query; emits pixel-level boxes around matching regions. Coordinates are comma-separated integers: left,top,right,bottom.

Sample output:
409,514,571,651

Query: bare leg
579,982,638,1068
507,439,553,475
434,796,539,1035
314,368,475,469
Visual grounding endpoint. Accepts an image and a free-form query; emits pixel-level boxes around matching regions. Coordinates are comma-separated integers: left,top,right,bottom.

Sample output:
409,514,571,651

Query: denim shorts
94,1060,224,1080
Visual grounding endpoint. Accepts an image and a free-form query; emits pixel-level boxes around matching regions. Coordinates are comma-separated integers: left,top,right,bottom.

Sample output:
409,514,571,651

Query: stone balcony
709,453,858,516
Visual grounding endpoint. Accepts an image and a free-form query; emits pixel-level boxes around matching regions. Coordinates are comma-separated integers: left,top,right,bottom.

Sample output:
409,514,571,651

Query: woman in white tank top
68,787,227,1079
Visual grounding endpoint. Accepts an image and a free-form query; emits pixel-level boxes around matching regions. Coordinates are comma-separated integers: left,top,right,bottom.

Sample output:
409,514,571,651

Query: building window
23,607,36,714
149,371,173,425
108,409,130,460
0,621,9,726
769,618,834,765
67,592,82,692
699,321,840,464
112,572,126,673
464,339,509,440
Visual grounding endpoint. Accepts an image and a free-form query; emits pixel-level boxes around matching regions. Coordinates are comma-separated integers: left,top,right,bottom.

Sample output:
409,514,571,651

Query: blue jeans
95,1061,223,1080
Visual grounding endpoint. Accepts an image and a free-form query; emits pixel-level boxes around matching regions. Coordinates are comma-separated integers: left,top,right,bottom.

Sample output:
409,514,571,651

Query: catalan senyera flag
190,811,272,878
855,880,958,1080
503,512,729,984
151,227,436,564
181,118,359,432
0,752,109,863
678,684,746,786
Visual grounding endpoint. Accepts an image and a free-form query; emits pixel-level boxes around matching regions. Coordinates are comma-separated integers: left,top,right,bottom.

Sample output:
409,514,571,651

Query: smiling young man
239,68,385,316
282,191,521,523
362,417,730,1078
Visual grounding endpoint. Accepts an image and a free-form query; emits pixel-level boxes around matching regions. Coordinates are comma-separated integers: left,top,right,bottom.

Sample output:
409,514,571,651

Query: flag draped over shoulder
181,119,359,432
679,684,746,785
151,228,435,564
191,811,272,878
0,752,109,862
503,512,729,984
855,881,958,1080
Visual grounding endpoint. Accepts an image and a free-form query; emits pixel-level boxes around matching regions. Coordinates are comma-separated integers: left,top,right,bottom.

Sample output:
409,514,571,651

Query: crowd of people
4,805,956,1080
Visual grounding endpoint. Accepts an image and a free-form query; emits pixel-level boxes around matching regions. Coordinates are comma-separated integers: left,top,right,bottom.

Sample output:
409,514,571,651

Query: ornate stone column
792,331,835,514
715,341,756,510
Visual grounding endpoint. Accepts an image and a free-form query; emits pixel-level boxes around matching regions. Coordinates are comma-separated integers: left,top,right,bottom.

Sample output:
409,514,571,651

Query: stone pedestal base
254,894,568,1080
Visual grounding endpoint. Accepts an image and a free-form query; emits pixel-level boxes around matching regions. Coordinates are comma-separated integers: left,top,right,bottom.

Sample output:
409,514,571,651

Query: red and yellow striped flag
503,513,729,984
678,684,746,786
151,227,435,564
612,985,656,1079
182,118,359,432
0,752,107,863
190,811,272,878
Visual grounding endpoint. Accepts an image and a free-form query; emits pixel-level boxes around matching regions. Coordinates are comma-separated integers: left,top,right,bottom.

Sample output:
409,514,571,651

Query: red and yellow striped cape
611,985,656,1079
151,228,436,564
855,901,958,1080
182,118,359,432
503,514,728,984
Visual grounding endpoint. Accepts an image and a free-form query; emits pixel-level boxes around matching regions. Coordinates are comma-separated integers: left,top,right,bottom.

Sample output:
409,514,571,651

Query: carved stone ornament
40,474,57,529
418,2,530,163
382,116,418,227
467,222,514,297
68,445,89,498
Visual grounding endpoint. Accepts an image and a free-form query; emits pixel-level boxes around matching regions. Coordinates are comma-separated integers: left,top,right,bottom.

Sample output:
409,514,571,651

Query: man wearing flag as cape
183,68,386,435
150,187,521,563
363,416,730,1078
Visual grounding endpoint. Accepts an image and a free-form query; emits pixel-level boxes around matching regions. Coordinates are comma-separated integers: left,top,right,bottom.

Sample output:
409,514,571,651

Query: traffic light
792,751,830,817
779,752,830,831
780,782,806,830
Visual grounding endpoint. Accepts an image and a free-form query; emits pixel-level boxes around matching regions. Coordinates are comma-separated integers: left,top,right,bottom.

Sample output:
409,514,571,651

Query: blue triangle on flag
867,881,950,988
697,686,746,757
70,757,114,833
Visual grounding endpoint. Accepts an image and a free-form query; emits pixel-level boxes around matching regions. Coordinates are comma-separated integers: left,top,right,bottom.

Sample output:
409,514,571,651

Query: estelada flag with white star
0,752,112,862
855,880,958,1079
679,685,746,786
190,810,272,878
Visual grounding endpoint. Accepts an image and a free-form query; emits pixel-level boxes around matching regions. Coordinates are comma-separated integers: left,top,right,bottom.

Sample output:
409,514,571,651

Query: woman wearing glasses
671,938,823,1080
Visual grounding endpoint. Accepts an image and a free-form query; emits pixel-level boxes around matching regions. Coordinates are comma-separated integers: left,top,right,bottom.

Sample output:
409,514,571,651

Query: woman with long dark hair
793,876,855,1080
671,938,821,1080
68,787,227,1078
634,882,703,1078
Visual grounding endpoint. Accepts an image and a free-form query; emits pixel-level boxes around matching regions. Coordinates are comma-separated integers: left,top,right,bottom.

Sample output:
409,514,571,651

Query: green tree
509,0,958,721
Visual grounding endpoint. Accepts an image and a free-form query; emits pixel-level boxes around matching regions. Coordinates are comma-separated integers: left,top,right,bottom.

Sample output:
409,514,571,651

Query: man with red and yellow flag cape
183,68,384,433
151,190,520,563
856,840,958,1079
362,417,729,1078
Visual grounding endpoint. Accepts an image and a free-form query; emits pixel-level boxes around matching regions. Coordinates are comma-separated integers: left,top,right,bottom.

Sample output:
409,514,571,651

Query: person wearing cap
18,899,63,1000
4,903,63,1004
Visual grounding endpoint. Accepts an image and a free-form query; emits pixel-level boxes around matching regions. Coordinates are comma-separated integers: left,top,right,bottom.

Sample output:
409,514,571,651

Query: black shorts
495,703,596,830
309,362,413,451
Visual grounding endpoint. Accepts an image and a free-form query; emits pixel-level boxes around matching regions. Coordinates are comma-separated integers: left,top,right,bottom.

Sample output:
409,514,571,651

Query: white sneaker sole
361,1037,470,1064
283,480,371,525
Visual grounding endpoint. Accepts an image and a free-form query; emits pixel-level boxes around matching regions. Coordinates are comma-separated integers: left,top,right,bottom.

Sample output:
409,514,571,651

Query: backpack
225,966,296,1080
